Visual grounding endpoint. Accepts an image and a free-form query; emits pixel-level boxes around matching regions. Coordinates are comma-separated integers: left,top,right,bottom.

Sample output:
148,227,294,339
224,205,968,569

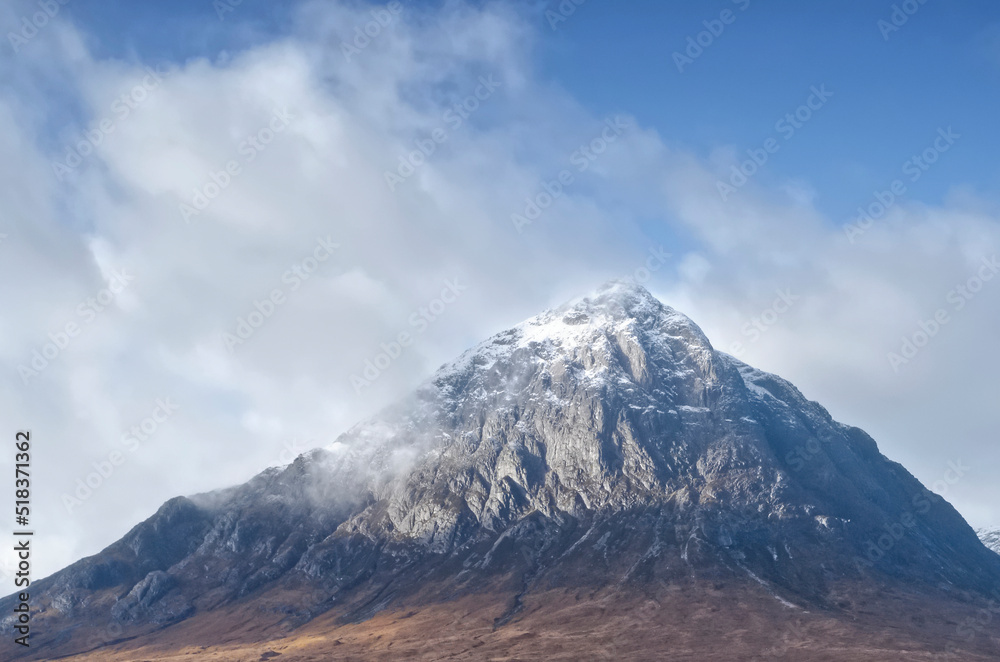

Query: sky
0,0,998,581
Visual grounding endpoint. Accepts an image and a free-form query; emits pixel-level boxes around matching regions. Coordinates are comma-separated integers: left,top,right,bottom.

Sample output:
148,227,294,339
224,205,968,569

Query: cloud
0,0,996,579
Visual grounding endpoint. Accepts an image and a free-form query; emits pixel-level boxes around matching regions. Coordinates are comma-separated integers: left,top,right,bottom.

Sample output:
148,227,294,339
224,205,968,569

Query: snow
677,405,710,413
977,528,1000,554
431,282,712,390
742,379,772,399
740,564,801,610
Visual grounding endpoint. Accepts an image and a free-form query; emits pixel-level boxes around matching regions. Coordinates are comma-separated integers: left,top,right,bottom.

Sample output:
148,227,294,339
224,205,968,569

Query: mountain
980,528,1000,555
4,281,1000,661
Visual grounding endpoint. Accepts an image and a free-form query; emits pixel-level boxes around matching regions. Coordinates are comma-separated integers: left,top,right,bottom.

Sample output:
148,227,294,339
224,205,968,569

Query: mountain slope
4,281,999,660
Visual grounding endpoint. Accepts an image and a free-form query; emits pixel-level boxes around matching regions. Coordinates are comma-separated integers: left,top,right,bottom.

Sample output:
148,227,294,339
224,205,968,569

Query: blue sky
541,0,1000,221
50,0,1000,224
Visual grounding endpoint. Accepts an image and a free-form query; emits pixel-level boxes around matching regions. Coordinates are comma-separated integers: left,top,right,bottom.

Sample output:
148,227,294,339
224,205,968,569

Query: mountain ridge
4,281,1000,660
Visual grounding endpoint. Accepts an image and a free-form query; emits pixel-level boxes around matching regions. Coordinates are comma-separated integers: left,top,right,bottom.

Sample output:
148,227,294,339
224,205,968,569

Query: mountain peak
7,284,1000,661
428,280,714,396
561,279,667,321
585,277,660,304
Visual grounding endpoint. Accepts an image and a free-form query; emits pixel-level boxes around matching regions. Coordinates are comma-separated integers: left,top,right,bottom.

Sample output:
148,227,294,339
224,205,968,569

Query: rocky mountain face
4,281,1000,660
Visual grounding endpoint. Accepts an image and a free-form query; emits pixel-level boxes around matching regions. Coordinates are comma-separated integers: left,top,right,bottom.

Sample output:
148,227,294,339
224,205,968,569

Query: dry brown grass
46,581,999,662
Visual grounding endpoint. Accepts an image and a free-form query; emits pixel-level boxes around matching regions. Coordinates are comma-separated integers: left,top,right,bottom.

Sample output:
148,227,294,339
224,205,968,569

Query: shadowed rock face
4,281,1000,658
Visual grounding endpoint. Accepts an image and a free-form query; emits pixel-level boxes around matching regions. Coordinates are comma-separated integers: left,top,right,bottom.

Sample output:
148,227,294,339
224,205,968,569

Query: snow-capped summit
433,279,712,383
